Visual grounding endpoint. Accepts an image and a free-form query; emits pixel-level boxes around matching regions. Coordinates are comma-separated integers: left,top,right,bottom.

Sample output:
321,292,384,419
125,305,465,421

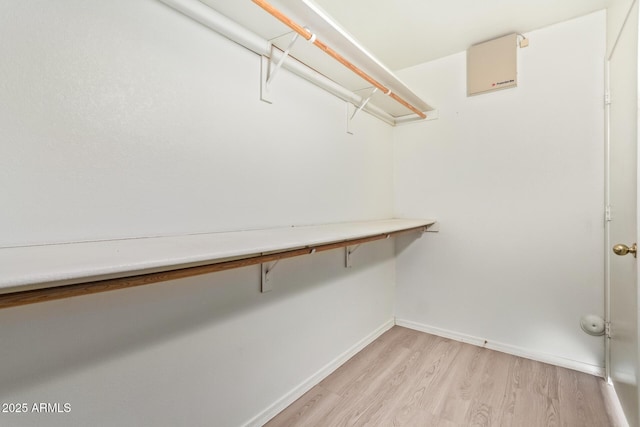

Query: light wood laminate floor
266,326,617,427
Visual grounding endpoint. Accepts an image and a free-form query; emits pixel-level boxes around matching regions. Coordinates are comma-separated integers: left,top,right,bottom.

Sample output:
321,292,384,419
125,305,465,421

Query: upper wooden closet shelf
0,219,436,308
252,0,431,119
161,0,434,124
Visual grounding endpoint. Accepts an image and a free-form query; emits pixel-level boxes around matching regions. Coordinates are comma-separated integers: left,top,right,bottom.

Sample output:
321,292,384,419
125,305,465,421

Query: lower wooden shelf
0,218,436,309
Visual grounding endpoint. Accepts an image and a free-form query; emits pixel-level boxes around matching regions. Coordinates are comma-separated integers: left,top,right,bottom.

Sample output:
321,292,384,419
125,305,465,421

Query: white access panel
467,33,517,96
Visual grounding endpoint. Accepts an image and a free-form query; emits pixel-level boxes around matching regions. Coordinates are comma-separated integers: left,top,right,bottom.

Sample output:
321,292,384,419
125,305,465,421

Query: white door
608,1,639,425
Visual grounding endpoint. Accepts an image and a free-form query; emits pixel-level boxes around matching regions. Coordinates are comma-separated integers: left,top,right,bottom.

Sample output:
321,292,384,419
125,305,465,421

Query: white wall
393,11,607,373
607,1,640,425
0,1,396,426
0,1,393,248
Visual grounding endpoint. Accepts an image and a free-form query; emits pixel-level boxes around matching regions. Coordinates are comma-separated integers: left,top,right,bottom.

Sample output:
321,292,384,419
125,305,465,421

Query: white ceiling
312,0,611,70
201,1,611,70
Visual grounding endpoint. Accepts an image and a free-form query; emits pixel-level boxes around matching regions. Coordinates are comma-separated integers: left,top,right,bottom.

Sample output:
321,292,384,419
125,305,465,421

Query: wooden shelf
0,219,436,308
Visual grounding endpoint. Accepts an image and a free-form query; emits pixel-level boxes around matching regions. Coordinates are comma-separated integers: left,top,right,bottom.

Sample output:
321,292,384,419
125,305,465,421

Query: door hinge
605,205,612,222
605,91,611,106
605,321,611,338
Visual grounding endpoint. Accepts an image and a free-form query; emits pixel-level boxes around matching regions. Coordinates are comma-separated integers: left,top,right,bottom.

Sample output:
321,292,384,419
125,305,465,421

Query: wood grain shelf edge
0,225,429,309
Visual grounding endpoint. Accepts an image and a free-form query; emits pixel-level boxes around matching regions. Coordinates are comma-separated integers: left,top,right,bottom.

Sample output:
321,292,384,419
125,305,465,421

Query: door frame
604,0,640,423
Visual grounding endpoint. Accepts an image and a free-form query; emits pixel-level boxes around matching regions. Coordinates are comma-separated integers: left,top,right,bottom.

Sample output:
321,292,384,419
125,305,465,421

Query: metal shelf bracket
347,87,379,135
351,87,378,121
261,31,304,103
345,244,361,268
425,222,440,232
261,260,280,292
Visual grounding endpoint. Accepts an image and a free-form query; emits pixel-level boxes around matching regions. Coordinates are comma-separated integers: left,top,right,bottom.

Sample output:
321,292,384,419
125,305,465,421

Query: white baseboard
604,381,631,427
242,318,395,427
395,318,605,378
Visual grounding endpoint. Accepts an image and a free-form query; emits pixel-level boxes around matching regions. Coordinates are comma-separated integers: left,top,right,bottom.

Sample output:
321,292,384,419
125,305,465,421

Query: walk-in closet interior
1,0,638,425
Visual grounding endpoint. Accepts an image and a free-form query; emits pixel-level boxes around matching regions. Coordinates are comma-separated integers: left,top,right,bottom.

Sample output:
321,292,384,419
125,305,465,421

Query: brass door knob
613,243,637,258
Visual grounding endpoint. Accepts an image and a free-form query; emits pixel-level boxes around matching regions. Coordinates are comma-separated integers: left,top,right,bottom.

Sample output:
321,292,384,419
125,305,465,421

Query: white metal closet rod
252,0,427,119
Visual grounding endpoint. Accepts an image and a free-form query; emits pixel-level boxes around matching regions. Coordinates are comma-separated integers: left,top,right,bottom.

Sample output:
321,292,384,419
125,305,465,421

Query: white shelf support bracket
347,88,378,135
425,222,440,232
268,32,301,86
345,244,361,268
261,260,280,293
346,103,355,135
260,31,303,103
351,87,378,121
260,56,273,104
